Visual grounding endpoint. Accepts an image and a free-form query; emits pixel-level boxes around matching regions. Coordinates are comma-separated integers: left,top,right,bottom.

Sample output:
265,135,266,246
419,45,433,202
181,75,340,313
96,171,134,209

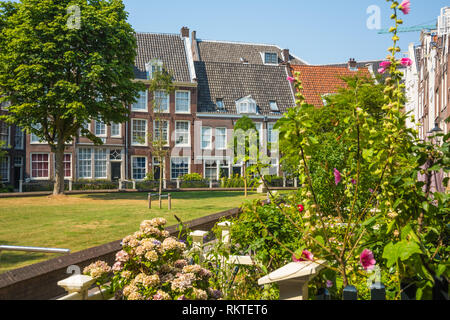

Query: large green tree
0,0,144,194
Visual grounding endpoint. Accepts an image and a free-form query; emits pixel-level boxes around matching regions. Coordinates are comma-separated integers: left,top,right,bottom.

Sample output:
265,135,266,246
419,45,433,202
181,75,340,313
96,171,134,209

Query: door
111,162,121,181
13,167,21,188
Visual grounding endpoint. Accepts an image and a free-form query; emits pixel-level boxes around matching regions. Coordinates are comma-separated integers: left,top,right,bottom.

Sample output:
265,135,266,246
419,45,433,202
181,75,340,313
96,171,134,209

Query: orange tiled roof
290,64,371,107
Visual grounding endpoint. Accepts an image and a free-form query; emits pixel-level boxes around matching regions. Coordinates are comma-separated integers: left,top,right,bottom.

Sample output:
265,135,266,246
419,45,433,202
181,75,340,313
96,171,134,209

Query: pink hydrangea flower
286,76,295,83
360,249,376,270
115,250,129,263
112,261,123,272
292,250,314,262
399,0,411,15
400,57,413,67
334,168,342,185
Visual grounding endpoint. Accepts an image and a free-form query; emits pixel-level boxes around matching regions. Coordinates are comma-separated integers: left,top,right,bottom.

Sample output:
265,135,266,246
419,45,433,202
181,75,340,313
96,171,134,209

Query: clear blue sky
123,0,449,65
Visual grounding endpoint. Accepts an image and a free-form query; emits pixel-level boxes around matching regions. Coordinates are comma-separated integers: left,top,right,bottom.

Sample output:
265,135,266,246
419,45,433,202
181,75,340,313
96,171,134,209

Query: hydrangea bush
83,218,222,300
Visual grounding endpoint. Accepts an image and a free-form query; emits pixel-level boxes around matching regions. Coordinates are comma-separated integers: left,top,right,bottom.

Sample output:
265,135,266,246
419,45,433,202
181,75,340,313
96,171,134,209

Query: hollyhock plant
400,57,412,67
333,168,342,185
326,280,333,288
399,0,411,15
292,250,314,262
360,249,376,270
286,76,295,83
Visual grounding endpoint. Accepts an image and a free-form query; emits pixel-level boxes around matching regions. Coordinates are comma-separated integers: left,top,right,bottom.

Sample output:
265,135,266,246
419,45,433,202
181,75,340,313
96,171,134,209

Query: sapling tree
0,0,144,195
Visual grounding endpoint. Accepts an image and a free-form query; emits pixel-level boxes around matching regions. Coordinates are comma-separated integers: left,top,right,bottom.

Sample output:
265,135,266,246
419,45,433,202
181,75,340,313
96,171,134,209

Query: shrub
180,173,203,181
84,218,222,300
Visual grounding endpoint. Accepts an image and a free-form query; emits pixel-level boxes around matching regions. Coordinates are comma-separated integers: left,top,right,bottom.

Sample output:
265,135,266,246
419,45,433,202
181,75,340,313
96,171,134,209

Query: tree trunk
53,146,65,195
243,163,247,197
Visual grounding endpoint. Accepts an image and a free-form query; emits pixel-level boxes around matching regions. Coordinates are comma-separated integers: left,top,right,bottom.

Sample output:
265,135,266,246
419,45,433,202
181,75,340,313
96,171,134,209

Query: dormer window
236,96,257,114
216,99,224,110
145,59,163,80
269,100,279,112
264,52,278,65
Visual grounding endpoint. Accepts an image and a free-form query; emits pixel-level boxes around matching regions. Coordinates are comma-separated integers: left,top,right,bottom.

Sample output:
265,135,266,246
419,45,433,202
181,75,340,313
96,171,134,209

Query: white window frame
63,153,72,179
174,120,190,147
263,52,278,65
170,156,190,180
267,122,278,144
0,122,10,147
131,119,148,146
0,156,9,183
175,90,191,114
14,127,24,150
30,152,50,180
153,91,170,113
30,124,47,144
153,120,169,146
215,127,227,150
269,101,279,112
111,123,121,138
0,100,11,111
145,60,163,80
131,90,148,112
77,148,93,179
236,96,257,114
216,99,225,110
201,126,212,150
204,160,218,180
94,149,108,179
95,120,107,137
131,156,147,181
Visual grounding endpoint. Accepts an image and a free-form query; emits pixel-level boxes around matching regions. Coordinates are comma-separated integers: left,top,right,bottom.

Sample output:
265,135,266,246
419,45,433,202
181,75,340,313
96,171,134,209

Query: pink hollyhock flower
369,188,374,193
292,250,314,262
400,57,413,67
334,168,342,185
378,67,387,74
360,249,376,270
379,61,391,68
351,179,356,185
399,0,411,15
297,204,304,213
326,280,334,288
286,76,295,83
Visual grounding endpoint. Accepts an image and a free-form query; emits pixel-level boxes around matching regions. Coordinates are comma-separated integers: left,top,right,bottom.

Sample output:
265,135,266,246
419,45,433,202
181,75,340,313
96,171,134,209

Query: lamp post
427,121,443,145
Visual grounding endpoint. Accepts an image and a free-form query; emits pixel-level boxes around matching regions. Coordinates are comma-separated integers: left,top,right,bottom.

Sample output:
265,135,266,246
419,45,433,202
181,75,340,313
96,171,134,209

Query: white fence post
294,177,298,188
209,179,213,189
163,179,167,190
57,274,95,300
177,178,180,189
19,180,23,193
258,261,325,300
217,221,232,248
69,179,73,191
190,230,209,262
132,180,136,190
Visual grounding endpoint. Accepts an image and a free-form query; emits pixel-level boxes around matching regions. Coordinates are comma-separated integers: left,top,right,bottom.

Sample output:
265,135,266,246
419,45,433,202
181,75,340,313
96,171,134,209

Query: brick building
1,26,379,189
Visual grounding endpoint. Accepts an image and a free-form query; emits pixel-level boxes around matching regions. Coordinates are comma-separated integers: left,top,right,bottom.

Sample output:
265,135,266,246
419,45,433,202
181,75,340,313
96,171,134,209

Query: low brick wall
0,207,241,300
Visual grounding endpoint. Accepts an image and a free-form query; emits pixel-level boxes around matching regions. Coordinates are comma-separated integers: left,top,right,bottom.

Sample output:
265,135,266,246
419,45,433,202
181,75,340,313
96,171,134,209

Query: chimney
282,49,290,63
192,30,197,41
348,58,358,71
181,26,189,38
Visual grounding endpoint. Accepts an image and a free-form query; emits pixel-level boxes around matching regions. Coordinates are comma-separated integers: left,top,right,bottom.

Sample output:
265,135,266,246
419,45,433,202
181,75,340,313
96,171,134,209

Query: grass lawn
0,191,266,274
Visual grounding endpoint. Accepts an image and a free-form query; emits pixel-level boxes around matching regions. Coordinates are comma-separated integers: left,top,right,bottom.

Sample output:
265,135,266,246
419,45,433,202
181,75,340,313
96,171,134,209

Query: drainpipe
125,121,128,180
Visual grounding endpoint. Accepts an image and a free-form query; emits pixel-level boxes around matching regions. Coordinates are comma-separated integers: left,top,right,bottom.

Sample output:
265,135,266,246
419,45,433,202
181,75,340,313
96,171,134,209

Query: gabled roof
195,61,295,115
134,32,192,82
322,60,384,78
196,39,307,65
290,64,372,107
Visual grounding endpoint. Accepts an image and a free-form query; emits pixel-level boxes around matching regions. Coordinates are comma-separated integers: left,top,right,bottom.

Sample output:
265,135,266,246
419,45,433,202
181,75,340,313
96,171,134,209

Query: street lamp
427,120,443,145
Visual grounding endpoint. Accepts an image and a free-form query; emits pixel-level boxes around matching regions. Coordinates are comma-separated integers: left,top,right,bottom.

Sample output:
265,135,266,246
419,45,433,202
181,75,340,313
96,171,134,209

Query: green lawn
0,191,266,273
